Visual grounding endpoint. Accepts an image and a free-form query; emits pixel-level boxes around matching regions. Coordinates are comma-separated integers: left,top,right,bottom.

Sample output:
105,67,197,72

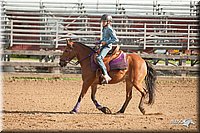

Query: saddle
91,45,128,72
107,45,120,55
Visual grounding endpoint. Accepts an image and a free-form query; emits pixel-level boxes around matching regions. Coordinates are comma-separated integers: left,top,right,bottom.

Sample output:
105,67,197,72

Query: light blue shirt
99,25,119,46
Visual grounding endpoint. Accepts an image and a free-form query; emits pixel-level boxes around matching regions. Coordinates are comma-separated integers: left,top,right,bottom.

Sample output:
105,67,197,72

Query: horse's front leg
70,81,92,114
91,84,112,114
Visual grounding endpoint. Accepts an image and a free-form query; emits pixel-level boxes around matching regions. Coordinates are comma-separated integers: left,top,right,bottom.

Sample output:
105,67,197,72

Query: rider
96,14,119,84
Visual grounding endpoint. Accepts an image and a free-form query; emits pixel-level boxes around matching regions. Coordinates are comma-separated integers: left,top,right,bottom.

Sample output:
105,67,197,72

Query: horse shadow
2,110,69,115
2,110,163,116
2,110,107,115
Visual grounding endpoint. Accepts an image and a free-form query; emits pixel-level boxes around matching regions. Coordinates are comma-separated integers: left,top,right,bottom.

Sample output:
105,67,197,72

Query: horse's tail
145,61,157,105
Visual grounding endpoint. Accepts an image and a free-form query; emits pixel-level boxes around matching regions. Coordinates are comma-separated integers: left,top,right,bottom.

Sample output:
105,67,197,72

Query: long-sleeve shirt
99,25,119,46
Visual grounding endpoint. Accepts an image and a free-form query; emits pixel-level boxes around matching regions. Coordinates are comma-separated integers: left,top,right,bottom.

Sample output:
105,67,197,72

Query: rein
61,41,97,66
63,51,96,66
77,51,96,65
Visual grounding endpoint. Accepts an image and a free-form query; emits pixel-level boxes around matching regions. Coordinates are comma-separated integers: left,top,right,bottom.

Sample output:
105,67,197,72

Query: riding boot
102,74,112,84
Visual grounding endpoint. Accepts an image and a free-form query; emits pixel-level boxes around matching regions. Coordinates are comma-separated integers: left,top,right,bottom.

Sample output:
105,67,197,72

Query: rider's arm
105,27,119,44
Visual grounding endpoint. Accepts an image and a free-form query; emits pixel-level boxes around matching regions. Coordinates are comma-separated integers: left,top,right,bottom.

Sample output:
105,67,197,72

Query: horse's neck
74,43,93,65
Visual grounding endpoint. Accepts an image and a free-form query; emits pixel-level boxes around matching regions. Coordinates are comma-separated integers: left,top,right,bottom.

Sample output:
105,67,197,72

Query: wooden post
165,59,169,66
51,55,60,73
165,52,169,66
178,51,182,66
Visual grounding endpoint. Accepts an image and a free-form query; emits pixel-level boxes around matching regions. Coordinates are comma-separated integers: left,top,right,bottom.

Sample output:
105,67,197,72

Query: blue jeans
96,44,112,75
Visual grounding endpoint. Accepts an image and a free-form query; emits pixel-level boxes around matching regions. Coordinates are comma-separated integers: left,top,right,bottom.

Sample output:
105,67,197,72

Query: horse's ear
66,38,74,48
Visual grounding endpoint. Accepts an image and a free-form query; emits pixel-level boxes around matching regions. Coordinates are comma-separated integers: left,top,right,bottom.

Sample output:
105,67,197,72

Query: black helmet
100,14,112,22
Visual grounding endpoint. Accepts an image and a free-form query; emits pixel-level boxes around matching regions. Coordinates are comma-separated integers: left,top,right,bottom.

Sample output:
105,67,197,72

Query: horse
59,39,157,115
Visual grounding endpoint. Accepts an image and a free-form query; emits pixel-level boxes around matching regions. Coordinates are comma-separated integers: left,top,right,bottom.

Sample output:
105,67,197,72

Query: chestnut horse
59,39,157,114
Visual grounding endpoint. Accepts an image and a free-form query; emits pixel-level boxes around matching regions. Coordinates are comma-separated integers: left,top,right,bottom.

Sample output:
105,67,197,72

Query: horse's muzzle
59,60,67,67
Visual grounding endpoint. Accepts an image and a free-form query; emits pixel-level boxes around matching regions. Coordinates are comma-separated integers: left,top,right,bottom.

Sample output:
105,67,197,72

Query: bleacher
0,0,199,74
0,0,199,51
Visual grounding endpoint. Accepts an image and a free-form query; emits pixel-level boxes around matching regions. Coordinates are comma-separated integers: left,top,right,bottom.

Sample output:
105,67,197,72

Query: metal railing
0,0,199,50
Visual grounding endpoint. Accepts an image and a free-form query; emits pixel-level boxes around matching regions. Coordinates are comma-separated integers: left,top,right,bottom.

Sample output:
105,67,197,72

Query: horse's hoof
139,108,145,115
69,110,77,114
99,107,112,114
113,111,124,115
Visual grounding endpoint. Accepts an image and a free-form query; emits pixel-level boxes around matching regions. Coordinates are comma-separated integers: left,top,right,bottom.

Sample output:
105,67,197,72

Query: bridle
60,49,96,66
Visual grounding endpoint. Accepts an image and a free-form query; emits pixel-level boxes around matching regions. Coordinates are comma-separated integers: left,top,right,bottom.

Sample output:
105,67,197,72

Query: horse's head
59,39,76,67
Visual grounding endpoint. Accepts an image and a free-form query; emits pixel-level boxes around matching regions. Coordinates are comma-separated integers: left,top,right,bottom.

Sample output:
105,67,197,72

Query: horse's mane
75,41,96,52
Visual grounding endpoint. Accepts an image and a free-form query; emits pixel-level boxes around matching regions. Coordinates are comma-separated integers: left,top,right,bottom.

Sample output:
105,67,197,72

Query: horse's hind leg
117,80,133,113
133,83,147,115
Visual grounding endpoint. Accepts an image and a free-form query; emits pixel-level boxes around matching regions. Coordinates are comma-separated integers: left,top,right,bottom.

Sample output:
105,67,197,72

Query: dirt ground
2,73,199,132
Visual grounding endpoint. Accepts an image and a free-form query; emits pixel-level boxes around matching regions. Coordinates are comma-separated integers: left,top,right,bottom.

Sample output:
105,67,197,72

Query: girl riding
96,14,119,84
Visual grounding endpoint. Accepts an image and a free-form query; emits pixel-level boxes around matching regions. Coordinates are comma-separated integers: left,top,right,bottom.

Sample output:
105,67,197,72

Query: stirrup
101,75,111,84
101,79,107,84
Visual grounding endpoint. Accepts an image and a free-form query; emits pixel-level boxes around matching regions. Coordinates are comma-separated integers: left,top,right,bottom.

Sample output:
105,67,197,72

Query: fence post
143,23,146,50
55,21,59,48
10,20,13,47
187,25,190,50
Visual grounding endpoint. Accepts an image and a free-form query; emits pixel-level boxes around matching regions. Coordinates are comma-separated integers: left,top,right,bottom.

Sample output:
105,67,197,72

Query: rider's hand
101,41,106,45
95,41,100,45
94,42,101,50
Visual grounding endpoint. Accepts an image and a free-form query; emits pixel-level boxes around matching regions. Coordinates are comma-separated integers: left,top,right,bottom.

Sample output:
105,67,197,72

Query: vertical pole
153,1,155,15
115,0,118,14
165,16,168,33
40,0,44,46
144,23,146,50
96,0,99,11
187,25,190,50
85,19,88,32
10,20,13,47
190,1,192,16
55,21,59,48
100,21,103,40
1,1,5,48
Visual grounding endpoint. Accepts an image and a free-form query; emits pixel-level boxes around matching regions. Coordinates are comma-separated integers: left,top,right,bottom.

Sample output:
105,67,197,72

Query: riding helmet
100,14,112,22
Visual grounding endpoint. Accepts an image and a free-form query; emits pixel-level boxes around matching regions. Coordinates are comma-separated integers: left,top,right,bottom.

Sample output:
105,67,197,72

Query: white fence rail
1,0,199,50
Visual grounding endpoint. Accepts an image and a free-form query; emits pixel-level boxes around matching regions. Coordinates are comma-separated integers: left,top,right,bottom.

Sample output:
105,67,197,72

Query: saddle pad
109,52,128,70
91,52,128,71
91,55,98,71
